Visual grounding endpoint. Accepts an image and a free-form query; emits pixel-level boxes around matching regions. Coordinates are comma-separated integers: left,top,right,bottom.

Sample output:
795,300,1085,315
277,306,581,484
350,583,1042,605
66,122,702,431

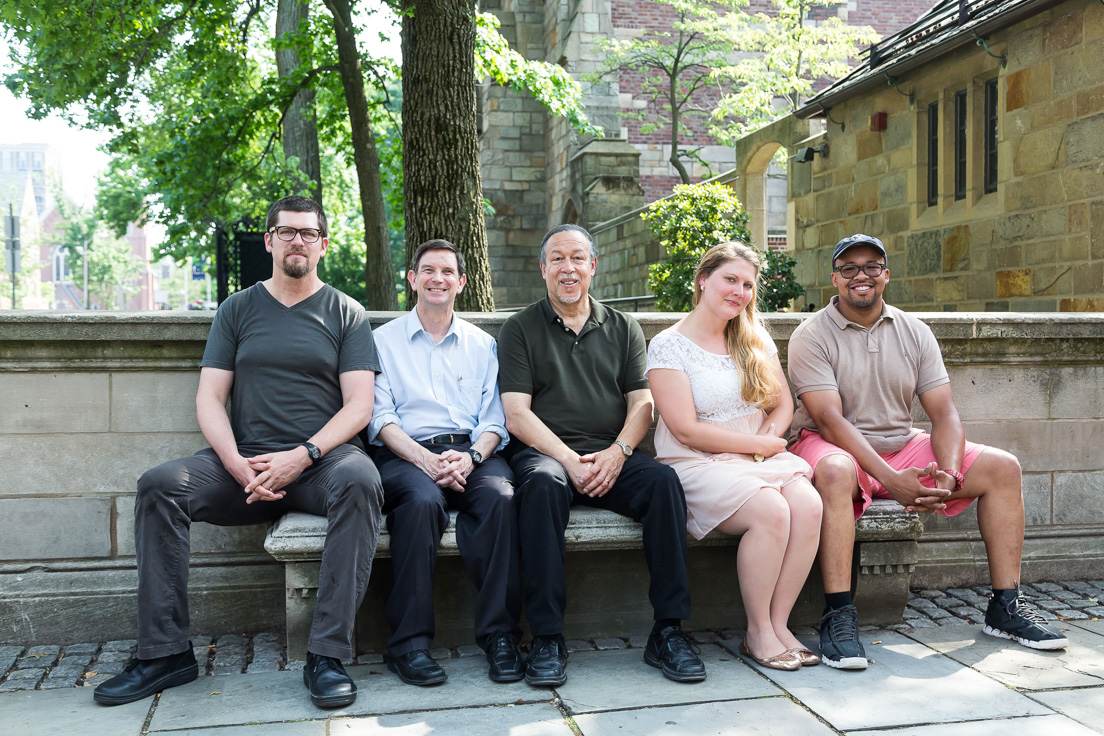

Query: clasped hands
565,445,626,498
237,447,312,504
416,448,475,492
886,462,956,513
707,421,787,463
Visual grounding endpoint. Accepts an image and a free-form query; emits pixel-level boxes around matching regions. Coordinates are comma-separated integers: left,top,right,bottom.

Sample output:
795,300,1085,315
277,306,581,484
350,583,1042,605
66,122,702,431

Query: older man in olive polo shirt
788,233,1067,671
498,223,705,688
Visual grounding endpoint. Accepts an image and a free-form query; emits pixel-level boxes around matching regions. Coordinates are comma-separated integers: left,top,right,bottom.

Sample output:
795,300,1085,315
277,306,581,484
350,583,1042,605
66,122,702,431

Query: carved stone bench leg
852,540,918,625
285,561,319,662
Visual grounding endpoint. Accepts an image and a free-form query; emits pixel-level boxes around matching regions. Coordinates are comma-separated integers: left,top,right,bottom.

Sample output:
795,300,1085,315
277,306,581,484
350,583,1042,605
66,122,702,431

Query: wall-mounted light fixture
794,143,829,163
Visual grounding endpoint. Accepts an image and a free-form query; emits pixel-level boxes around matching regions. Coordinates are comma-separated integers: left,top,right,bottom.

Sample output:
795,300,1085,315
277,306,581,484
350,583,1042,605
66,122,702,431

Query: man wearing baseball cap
786,234,1066,670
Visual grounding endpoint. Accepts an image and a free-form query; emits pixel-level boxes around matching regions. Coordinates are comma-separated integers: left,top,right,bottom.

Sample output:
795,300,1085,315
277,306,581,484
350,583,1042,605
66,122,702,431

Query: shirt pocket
458,380,484,415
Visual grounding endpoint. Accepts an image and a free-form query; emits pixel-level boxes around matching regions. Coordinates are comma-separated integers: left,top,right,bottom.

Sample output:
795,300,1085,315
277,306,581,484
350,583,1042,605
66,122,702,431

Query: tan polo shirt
787,296,949,453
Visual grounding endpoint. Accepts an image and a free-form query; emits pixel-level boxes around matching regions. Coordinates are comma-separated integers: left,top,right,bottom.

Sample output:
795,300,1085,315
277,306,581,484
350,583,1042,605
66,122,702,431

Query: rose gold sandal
790,647,821,666
739,639,801,671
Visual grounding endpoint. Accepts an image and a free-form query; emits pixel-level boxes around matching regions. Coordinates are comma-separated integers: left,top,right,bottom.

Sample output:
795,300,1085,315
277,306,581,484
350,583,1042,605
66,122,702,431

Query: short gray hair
539,224,598,264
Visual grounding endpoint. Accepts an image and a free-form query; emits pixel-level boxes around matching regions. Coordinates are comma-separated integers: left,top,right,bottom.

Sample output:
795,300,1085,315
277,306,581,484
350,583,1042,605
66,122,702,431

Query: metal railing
495,293,658,313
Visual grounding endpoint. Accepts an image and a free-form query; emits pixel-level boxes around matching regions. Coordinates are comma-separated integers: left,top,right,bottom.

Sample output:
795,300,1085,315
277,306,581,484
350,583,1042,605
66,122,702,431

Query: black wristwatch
300,442,322,465
465,448,484,466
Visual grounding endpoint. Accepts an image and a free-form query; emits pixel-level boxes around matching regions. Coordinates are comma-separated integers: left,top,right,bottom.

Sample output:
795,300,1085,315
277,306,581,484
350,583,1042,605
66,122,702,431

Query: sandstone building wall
789,0,1104,312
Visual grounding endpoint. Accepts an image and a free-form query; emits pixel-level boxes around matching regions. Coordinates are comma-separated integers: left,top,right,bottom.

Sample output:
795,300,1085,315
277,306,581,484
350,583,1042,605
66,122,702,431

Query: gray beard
557,287,582,304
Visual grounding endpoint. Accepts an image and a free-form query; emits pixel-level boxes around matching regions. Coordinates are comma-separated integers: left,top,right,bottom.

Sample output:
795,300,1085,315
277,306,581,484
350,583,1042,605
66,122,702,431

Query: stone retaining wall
1,311,1101,644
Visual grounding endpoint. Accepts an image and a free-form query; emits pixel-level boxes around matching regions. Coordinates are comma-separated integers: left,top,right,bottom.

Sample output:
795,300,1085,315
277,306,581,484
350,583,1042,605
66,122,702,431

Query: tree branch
240,0,263,44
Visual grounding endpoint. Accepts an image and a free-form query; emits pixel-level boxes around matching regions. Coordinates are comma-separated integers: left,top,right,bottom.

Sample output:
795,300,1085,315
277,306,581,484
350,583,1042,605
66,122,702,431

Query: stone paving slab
727,631,1052,731
150,656,550,731
155,722,325,736
329,703,572,735
907,622,1104,690
0,686,151,736
572,697,837,736
1030,686,1104,735
846,714,1098,736
1071,619,1104,637
555,645,779,715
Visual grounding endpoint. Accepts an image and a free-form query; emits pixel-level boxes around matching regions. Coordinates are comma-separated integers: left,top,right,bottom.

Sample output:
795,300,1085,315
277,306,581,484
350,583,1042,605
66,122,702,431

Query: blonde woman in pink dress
646,242,822,671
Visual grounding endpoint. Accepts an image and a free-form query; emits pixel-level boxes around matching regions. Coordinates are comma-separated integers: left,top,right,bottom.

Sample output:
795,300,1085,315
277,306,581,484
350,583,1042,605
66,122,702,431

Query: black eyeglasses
269,226,322,243
833,263,886,279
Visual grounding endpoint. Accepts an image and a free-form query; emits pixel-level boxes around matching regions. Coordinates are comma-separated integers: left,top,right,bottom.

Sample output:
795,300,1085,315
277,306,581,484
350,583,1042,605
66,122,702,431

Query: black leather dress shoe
525,634,568,687
387,649,447,686
303,652,357,708
486,632,524,683
644,625,707,682
93,646,199,705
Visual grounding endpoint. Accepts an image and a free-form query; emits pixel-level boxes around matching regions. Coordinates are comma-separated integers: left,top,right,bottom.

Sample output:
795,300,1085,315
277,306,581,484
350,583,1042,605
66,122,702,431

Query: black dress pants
376,443,521,657
511,448,692,636
134,444,383,661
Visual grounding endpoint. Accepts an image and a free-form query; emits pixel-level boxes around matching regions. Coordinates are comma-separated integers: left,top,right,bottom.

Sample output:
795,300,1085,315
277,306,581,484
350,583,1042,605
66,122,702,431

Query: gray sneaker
818,605,868,670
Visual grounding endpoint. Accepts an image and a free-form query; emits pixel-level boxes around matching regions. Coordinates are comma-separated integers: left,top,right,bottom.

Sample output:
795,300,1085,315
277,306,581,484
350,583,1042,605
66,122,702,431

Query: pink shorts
789,429,988,521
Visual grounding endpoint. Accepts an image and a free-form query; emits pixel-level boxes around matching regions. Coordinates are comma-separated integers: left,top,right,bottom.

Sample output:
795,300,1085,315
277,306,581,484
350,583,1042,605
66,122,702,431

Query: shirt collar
538,294,607,327
826,295,893,330
403,309,459,343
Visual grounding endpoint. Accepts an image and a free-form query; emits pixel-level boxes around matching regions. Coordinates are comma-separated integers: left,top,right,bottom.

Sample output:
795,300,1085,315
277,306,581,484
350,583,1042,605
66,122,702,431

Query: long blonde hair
693,242,781,408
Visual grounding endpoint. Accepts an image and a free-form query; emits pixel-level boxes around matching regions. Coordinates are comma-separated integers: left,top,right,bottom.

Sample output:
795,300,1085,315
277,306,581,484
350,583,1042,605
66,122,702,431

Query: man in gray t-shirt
95,196,384,711
788,234,1066,671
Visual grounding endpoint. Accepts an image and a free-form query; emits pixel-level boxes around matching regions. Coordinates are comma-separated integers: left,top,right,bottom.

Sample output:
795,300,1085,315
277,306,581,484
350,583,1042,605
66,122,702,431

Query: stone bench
265,499,921,660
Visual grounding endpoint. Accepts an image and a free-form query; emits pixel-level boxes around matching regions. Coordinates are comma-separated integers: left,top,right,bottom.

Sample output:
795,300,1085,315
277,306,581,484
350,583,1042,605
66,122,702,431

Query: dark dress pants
376,443,521,657
511,448,692,636
134,444,383,661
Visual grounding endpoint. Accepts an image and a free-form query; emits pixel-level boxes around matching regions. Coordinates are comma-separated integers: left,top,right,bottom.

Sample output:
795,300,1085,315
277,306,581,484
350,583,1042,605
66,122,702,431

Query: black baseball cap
833,234,887,262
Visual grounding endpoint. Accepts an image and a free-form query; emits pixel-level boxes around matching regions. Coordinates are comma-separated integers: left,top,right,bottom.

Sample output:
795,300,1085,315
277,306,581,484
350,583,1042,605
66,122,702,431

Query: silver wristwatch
613,440,633,457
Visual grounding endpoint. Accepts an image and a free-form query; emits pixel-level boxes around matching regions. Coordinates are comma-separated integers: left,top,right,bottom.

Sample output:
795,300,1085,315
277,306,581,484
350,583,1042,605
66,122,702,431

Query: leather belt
425,433,471,445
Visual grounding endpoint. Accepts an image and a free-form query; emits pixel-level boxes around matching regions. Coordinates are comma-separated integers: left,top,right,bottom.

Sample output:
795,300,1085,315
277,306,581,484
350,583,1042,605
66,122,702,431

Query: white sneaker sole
982,624,1068,650
822,655,868,670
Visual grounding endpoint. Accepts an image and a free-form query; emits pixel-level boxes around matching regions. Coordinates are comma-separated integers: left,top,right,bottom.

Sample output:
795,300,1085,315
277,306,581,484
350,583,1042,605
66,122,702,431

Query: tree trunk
276,0,323,204
402,0,494,311
323,0,398,309
668,64,691,185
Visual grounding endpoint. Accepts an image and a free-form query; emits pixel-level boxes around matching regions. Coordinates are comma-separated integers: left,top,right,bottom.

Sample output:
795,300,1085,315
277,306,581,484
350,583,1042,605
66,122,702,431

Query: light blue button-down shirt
369,310,508,451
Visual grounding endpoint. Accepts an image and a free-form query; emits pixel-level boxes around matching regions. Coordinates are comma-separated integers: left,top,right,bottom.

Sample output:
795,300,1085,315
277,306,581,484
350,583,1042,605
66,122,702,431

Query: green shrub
643,182,803,312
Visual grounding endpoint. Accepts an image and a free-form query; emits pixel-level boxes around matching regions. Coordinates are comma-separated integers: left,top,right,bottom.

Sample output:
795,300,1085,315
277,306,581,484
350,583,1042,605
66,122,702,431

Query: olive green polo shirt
498,296,650,454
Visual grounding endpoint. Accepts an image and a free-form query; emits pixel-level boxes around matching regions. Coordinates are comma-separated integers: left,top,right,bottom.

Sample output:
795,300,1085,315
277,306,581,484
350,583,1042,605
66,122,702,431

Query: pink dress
646,327,812,540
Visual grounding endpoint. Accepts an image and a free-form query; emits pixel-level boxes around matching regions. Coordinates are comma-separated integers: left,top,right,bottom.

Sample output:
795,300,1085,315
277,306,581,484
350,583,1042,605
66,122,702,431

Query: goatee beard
282,256,308,279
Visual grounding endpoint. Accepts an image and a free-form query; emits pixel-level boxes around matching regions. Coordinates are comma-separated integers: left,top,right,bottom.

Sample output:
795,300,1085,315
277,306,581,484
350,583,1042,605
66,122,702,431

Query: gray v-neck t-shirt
200,282,381,454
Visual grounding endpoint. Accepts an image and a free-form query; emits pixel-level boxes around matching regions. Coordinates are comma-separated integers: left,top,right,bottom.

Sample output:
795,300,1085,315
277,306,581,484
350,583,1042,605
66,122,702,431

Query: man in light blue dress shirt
369,239,523,686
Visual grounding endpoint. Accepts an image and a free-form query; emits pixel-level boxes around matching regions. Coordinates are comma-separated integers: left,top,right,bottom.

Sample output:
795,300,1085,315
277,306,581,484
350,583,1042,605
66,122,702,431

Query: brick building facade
481,0,933,308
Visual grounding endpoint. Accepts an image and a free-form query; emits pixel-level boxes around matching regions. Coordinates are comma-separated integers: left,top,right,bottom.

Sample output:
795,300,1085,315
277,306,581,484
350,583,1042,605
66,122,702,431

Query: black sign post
5,204,19,309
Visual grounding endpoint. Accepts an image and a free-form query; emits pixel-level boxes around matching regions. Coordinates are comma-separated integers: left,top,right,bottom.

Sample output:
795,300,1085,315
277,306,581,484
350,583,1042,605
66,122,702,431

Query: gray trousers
134,444,383,660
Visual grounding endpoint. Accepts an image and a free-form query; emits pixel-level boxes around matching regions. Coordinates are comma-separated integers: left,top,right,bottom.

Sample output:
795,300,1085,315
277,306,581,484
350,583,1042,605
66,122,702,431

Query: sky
2,39,111,208
1,10,401,213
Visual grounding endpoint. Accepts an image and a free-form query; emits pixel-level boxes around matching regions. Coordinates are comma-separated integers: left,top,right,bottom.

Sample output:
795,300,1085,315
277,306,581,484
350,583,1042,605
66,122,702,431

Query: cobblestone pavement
2,579,1100,694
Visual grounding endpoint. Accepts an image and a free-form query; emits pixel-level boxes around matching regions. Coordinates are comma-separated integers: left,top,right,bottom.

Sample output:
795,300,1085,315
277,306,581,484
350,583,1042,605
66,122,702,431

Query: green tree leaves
643,182,802,312
708,0,879,144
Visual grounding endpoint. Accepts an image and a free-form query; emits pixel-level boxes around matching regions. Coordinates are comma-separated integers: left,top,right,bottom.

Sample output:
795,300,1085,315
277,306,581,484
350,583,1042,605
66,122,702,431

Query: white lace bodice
646,326,777,423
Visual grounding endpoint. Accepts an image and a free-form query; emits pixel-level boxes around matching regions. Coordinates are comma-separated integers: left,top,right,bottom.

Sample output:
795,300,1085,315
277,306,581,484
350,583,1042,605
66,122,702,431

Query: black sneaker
983,585,1068,651
643,626,707,682
818,605,868,670
525,634,568,687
